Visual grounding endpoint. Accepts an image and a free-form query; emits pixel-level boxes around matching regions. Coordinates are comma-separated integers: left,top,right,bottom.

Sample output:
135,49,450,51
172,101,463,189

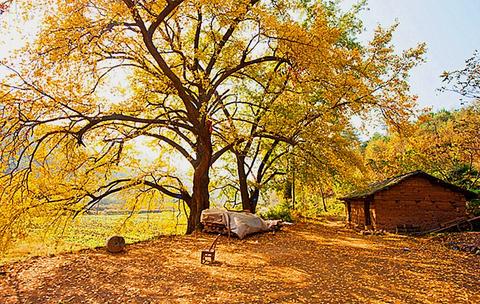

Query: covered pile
200,209,281,239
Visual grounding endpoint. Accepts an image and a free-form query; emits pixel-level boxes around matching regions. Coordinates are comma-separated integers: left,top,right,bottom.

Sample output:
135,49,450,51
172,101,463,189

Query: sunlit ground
1,221,478,303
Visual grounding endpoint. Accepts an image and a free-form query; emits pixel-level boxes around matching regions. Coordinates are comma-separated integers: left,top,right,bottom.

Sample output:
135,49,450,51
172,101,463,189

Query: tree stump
106,236,126,253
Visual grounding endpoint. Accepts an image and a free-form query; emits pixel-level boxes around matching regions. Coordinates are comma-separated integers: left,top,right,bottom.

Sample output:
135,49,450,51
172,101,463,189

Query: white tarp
201,209,270,239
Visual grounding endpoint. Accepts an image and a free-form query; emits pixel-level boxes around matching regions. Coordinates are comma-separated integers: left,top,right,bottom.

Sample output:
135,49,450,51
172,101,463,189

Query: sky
340,0,480,111
2,1,479,110
1,1,479,109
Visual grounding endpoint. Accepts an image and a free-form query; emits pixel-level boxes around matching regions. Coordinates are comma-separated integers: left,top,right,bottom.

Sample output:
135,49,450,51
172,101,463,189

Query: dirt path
1,221,479,303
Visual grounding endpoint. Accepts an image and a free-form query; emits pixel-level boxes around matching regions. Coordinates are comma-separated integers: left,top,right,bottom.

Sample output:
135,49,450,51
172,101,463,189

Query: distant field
1,212,186,265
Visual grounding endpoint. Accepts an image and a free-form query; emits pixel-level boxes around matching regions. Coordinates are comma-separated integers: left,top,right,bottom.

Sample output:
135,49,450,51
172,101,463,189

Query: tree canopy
0,0,424,243
364,102,480,191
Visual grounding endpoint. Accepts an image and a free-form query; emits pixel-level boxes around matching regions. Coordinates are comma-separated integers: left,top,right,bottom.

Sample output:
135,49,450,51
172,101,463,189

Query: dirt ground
0,221,479,304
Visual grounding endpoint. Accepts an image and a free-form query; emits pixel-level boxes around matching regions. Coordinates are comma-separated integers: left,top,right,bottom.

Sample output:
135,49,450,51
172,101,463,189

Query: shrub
260,201,293,222
467,199,480,216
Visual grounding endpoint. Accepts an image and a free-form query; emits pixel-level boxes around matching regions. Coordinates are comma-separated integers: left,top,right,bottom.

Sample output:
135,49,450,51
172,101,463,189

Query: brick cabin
340,171,477,232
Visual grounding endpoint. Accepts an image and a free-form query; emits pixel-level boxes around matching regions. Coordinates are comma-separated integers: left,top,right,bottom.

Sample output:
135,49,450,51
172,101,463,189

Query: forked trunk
236,153,261,213
249,188,260,213
236,154,252,212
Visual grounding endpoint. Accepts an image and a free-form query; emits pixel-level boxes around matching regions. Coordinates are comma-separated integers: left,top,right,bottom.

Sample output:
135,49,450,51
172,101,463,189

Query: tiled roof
340,170,478,201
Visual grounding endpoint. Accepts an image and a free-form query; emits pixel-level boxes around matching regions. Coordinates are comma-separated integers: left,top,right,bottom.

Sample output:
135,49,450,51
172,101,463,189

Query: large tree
218,22,426,212
0,0,424,240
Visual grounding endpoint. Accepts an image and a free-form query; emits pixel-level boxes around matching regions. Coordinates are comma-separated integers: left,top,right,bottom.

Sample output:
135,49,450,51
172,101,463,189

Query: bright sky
2,1,479,111
341,0,480,111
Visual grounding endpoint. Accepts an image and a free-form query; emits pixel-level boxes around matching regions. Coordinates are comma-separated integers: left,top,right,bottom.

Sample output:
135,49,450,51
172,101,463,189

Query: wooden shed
340,171,477,232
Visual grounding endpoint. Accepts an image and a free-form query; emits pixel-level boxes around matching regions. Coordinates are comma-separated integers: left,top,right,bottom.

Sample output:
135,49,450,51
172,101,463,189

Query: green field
1,212,186,265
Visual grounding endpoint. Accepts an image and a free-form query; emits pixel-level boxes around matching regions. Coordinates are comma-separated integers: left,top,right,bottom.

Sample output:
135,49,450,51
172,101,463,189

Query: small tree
441,51,480,102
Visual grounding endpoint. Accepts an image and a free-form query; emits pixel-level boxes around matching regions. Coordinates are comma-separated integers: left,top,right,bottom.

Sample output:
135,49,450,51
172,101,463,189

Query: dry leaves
0,222,478,303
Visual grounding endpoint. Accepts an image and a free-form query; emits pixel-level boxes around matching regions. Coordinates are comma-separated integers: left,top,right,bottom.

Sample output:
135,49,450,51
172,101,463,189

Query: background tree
219,20,426,213
441,50,480,102
364,102,480,190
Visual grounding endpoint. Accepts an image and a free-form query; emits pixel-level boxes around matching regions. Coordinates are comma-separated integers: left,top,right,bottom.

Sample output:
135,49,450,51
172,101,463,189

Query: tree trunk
186,129,212,234
320,186,328,212
236,154,252,212
249,188,260,213
291,162,296,210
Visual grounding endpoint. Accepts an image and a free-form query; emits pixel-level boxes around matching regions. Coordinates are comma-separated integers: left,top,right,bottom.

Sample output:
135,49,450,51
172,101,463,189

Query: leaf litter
0,221,478,303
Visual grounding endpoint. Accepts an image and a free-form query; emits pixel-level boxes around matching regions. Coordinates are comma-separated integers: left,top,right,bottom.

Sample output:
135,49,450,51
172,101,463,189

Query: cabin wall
346,200,366,227
373,176,467,231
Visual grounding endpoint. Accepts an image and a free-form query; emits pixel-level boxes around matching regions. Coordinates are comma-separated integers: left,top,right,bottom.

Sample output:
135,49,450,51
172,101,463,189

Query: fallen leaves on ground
0,221,478,303
430,232,480,255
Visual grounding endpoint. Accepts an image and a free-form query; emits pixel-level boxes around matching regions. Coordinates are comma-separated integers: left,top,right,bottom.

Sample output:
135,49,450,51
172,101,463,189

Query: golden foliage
0,0,424,242
364,102,480,188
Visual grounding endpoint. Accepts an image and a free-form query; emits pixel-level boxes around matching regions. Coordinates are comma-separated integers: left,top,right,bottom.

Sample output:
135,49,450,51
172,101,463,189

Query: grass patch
293,198,346,221
259,198,346,223
260,201,293,222
1,212,186,265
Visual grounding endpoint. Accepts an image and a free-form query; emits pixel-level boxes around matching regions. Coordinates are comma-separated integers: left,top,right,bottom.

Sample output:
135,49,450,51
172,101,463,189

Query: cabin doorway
364,200,371,227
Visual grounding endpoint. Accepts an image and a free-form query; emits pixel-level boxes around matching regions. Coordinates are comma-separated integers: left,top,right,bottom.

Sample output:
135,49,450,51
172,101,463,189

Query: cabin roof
340,170,478,201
